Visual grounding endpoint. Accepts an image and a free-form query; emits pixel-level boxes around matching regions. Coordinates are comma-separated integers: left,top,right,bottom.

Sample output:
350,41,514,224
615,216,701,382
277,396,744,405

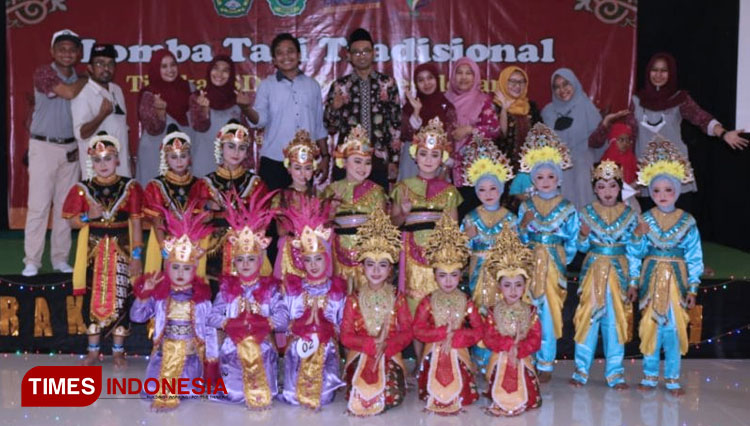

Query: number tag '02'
296,333,320,359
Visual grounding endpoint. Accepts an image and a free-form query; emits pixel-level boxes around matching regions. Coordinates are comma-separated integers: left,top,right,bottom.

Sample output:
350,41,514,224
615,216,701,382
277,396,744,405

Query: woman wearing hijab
136,50,193,185
445,57,501,216
589,52,748,201
493,66,542,203
189,55,249,177
541,68,602,209
398,63,457,180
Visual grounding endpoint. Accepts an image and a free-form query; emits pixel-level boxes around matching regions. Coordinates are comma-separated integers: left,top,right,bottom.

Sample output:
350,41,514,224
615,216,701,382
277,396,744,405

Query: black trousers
259,156,292,190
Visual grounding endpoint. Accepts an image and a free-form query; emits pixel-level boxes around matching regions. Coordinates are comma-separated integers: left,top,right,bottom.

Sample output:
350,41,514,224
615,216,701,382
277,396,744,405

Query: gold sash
237,337,272,409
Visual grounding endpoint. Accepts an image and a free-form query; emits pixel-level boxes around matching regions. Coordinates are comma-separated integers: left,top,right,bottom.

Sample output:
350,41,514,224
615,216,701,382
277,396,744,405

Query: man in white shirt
71,43,131,177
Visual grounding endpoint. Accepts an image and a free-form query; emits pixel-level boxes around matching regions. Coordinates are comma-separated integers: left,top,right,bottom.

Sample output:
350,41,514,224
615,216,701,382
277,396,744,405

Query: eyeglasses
92,61,115,69
350,48,373,57
507,78,527,87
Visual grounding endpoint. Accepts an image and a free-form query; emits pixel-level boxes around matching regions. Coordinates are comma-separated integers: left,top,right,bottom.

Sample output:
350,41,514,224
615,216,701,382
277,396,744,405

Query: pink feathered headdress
221,188,278,255
156,200,213,264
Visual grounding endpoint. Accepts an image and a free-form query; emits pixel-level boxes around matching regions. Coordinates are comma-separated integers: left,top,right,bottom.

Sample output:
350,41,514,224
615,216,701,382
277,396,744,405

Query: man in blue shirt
245,33,329,190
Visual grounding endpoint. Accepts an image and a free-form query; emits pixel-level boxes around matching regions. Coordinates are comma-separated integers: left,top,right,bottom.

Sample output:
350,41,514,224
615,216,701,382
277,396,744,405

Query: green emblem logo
213,0,254,17
266,0,307,16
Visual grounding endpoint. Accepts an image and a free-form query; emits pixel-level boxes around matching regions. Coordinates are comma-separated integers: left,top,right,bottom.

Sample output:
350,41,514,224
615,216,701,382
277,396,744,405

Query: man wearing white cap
22,29,88,277
71,43,131,179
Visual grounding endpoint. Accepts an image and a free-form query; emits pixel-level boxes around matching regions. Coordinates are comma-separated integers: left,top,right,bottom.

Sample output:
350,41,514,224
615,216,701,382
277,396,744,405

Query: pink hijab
445,57,489,126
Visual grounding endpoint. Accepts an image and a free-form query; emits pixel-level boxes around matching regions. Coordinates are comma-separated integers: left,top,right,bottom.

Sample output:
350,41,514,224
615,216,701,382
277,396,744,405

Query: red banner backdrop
5,0,637,228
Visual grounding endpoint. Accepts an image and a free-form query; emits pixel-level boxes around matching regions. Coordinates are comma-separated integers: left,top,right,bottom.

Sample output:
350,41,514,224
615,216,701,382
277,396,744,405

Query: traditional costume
391,117,462,313
460,138,518,373
322,125,387,293
207,190,287,409
195,121,268,278
272,129,321,283
481,226,542,416
516,123,579,375
571,160,639,387
414,215,482,415
341,209,412,416
631,140,703,391
143,126,208,275
278,198,346,409
62,133,143,350
130,206,218,411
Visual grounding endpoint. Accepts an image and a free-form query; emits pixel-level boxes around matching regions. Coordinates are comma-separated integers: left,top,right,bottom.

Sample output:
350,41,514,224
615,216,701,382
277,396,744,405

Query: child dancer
341,209,412,416
460,138,517,373
322,125,387,293
278,197,346,409
208,190,287,410
632,140,703,396
130,206,217,411
196,119,268,278
273,129,321,282
143,124,207,275
571,160,639,389
482,226,541,416
516,123,579,382
62,131,144,367
414,214,482,415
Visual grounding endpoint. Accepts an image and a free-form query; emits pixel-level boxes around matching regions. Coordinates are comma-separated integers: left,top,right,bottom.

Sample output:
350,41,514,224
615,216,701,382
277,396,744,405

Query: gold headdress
352,209,402,263
462,135,515,186
424,213,470,272
475,226,533,306
283,129,320,169
591,159,623,182
518,123,572,173
334,124,373,168
283,197,333,255
86,132,121,179
409,116,452,162
223,189,277,256
636,139,694,187
160,201,213,264
214,121,251,165
159,128,191,175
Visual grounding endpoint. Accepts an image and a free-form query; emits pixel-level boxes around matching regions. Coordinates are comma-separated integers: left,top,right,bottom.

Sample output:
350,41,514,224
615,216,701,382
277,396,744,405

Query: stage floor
2,356,749,426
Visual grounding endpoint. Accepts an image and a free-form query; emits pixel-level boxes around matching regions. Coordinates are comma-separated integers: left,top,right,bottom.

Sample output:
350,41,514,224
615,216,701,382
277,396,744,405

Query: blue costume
518,194,579,373
572,201,639,386
630,207,702,390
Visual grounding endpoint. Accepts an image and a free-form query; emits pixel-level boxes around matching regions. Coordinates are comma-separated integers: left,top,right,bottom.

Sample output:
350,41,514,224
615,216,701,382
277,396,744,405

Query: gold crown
227,226,271,256
410,116,451,162
591,159,623,182
353,209,402,263
163,234,205,264
159,131,191,175
518,123,572,173
424,214,470,271
292,225,332,255
283,129,320,168
334,124,373,168
636,139,694,187
484,226,533,281
87,134,120,157
462,137,514,185
217,123,251,145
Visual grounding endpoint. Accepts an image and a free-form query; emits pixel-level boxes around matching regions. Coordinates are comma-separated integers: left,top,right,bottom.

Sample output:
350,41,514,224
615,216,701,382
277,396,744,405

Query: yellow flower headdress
518,123,572,173
409,116,452,162
424,213,470,272
636,139,694,187
476,226,533,306
334,124,374,168
159,128,191,175
86,132,121,179
283,129,320,169
591,159,623,183
352,209,402,263
214,121,251,165
462,135,515,186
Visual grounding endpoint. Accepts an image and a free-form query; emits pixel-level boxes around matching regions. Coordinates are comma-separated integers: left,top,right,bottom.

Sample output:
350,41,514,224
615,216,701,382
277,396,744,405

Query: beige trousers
23,138,81,267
